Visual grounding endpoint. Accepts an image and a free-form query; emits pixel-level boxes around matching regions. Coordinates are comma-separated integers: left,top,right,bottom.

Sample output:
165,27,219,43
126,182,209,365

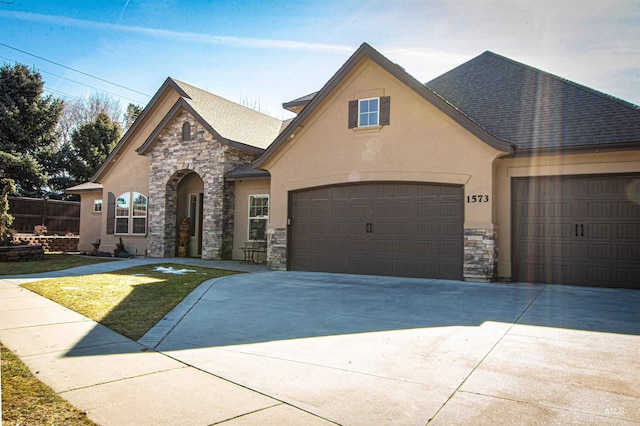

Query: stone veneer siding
267,227,287,270
463,227,498,282
145,109,258,259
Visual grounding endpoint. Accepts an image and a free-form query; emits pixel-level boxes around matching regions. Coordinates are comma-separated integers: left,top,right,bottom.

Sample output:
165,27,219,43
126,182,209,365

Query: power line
0,41,152,98
0,54,147,104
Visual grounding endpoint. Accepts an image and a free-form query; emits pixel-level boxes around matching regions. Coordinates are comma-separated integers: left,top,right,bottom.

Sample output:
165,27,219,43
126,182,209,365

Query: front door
188,192,204,257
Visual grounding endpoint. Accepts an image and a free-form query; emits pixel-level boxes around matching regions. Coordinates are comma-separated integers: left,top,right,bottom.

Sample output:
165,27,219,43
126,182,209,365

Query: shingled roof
171,79,283,149
426,51,640,152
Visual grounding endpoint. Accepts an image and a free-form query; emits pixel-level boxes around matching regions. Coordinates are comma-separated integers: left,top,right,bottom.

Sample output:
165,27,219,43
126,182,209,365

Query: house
69,43,640,289
67,78,282,260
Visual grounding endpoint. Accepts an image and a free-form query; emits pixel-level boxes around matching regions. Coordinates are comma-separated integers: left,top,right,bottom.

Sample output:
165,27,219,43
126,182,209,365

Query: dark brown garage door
289,182,464,279
513,174,640,288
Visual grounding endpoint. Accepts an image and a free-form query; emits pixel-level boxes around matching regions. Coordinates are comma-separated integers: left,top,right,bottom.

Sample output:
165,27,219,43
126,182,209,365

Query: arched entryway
176,172,204,257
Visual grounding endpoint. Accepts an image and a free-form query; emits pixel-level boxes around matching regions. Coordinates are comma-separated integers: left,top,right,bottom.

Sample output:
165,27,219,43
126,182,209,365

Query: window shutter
106,192,115,234
380,96,390,126
348,100,358,128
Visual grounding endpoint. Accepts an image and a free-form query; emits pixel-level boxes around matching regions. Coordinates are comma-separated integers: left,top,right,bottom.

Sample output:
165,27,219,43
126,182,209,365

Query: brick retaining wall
0,245,45,261
15,235,79,252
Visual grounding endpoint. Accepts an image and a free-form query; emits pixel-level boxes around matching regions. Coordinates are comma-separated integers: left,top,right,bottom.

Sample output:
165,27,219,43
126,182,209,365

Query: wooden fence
8,196,80,235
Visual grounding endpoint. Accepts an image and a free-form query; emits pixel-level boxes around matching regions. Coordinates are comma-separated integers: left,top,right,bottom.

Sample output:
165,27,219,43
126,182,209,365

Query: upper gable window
359,98,379,126
182,122,191,141
348,96,390,129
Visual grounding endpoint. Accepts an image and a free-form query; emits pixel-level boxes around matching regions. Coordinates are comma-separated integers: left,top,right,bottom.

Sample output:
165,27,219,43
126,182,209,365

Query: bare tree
58,92,124,145
240,96,270,116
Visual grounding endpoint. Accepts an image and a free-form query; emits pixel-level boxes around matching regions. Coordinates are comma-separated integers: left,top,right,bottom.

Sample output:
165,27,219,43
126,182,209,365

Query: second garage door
289,182,464,279
513,174,640,288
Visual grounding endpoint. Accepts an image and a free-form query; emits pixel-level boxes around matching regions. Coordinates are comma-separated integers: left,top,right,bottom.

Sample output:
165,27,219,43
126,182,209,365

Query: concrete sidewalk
1,258,331,425
2,258,640,425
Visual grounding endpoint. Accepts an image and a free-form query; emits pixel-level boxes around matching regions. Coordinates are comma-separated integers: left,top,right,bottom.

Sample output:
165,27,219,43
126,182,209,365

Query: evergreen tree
0,63,63,196
0,178,16,245
67,111,121,184
124,103,143,132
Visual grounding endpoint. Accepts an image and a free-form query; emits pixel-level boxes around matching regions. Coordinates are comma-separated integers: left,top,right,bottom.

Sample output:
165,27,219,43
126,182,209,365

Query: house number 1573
467,195,489,203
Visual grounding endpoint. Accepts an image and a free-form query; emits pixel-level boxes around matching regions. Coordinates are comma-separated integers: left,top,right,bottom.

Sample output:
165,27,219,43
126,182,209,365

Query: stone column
463,227,498,282
267,227,287,270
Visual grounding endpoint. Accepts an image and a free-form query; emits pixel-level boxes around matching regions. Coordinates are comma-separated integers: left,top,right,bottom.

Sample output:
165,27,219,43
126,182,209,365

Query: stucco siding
76,193,102,252
262,57,504,279
232,179,271,261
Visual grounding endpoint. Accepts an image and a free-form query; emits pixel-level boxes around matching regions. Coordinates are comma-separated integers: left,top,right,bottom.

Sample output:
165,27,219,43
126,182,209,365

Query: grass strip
21,263,240,341
1,342,95,425
0,253,116,276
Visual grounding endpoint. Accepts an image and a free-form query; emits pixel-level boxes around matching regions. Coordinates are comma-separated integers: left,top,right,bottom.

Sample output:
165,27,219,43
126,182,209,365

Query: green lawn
0,252,116,275
21,263,241,340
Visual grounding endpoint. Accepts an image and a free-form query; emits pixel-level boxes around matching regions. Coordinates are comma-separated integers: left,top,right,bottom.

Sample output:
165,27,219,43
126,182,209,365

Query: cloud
0,10,353,53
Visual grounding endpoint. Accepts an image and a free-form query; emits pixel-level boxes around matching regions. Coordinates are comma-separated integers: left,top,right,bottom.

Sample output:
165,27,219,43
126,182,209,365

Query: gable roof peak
254,42,515,168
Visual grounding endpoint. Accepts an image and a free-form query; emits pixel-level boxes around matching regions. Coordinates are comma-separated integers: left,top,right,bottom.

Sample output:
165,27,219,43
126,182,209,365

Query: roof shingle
172,79,283,149
425,51,640,150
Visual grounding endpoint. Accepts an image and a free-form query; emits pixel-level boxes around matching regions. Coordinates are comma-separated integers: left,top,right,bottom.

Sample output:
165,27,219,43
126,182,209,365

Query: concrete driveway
141,271,640,425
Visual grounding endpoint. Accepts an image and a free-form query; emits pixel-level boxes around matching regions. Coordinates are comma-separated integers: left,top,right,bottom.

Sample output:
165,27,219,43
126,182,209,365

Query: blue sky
1,0,638,119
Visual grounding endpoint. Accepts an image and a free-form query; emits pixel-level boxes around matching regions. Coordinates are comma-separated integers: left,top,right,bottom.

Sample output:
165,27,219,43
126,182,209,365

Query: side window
115,192,147,235
182,122,191,141
115,194,130,234
93,199,102,213
349,96,390,129
248,194,269,240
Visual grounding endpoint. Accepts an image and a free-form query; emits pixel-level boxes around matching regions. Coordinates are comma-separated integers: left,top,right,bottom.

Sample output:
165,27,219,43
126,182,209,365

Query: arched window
182,122,191,141
115,192,147,235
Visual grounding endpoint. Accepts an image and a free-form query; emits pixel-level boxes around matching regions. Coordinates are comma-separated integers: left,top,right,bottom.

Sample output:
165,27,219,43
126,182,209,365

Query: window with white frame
348,96,390,129
248,194,268,240
93,199,102,213
359,98,379,127
115,192,147,235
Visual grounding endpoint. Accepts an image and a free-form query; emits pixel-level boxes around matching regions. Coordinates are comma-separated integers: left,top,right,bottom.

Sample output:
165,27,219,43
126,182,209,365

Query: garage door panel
418,221,439,235
393,239,417,253
618,223,640,239
520,222,544,238
548,223,573,238
549,202,572,217
619,201,640,217
522,203,545,217
440,240,462,256
441,202,463,216
417,260,440,277
586,266,612,284
440,261,463,279
587,202,613,217
618,244,640,261
587,223,612,238
417,202,439,217
418,240,439,255
587,177,617,196
291,182,463,279
618,268,640,286
514,175,640,288
586,244,613,260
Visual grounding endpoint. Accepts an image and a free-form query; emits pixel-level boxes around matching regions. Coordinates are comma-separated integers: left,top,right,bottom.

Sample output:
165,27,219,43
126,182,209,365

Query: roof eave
510,141,640,157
